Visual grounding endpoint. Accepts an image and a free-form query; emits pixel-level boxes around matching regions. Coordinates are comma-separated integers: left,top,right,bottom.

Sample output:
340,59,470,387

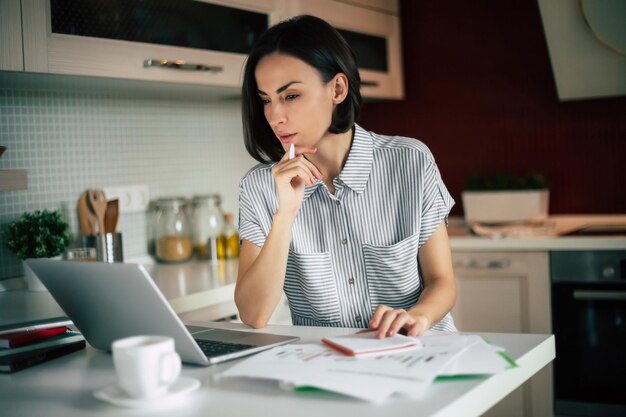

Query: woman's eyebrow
258,81,303,95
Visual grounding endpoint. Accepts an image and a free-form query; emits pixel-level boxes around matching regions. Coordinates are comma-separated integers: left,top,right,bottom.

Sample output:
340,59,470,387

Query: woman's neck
306,127,354,181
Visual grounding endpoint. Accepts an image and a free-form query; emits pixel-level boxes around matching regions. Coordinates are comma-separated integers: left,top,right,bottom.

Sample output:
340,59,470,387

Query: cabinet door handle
456,259,511,269
361,80,379,87
143,59,223,73
573,290,626,301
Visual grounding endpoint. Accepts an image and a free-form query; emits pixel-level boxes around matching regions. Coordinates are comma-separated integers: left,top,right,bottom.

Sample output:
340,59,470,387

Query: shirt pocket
362,233,422,311
284,250,341,324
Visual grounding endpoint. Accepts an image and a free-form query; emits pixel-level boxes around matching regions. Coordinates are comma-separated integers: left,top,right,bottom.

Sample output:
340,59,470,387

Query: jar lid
154,197,188,209
192,194,222,206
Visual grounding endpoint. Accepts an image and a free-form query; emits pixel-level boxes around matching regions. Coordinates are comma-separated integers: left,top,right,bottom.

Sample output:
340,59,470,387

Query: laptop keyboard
196,340,256,358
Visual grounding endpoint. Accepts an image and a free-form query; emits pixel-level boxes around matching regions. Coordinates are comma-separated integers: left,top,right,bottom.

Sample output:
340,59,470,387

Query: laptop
25,259,299,365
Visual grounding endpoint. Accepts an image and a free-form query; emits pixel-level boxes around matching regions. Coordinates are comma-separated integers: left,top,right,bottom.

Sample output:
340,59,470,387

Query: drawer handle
361,80,379,87
143,59,223,73
573,290,626,301
457,259,511,269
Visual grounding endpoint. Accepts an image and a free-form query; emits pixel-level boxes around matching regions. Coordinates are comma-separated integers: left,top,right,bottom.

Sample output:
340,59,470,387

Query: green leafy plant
463,173,549,191
3,210,72,260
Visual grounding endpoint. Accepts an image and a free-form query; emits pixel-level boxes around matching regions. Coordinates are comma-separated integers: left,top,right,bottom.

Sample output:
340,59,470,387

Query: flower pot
22,256,61,292
462,189,549,224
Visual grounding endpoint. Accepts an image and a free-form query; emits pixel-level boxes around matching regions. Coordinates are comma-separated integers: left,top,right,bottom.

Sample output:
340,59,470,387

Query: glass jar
223,212,240,259
154,197,193,263
191,194,225,260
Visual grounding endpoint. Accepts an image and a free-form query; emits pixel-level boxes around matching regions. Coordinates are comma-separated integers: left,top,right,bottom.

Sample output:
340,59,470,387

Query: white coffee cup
112,335,181,399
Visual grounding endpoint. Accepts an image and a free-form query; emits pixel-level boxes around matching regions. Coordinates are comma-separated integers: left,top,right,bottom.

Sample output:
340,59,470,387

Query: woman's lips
278,133,296,144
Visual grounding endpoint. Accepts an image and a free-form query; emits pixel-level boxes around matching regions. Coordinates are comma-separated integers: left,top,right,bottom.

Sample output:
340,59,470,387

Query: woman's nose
267,103,286,127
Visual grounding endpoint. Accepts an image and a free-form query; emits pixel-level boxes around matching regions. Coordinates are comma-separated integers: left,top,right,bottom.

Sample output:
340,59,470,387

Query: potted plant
462,173,550,224
4,209,72,291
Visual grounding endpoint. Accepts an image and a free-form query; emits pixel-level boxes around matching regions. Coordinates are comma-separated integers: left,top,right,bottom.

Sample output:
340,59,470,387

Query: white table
0,320,554,417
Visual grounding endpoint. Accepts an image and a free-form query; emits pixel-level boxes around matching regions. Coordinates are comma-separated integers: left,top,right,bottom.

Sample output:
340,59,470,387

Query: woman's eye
261,98,270,105
286,94,299,101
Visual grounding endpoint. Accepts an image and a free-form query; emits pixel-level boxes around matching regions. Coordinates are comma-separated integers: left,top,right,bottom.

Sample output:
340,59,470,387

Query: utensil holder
84,233,124,263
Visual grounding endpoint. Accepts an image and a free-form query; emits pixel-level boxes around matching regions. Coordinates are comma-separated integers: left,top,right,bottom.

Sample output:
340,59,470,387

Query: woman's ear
330,73,349,104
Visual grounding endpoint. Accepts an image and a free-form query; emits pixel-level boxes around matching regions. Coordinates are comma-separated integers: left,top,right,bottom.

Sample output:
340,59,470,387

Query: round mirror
579,0,626,55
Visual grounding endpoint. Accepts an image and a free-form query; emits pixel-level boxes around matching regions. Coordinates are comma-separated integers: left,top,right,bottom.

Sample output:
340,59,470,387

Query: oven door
552,282,626,417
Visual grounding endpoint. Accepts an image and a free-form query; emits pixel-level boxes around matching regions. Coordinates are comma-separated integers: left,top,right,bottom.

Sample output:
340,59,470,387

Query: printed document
221,335,507,402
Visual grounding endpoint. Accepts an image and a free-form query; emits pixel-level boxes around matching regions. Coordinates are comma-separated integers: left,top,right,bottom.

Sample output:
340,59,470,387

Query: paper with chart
221,335,497,402
438,340,513,376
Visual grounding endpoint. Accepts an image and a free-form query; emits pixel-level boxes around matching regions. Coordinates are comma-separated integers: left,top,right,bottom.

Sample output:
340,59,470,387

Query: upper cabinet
0,0,24,71
13,0,403,99
20,0,286,88
285,0,404,99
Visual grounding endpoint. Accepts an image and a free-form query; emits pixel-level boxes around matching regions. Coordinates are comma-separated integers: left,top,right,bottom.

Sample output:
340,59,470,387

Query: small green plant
463,173,549,191
4,210,72,260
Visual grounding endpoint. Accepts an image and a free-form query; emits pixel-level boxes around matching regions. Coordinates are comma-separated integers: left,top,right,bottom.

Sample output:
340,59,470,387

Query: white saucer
93,376,201,408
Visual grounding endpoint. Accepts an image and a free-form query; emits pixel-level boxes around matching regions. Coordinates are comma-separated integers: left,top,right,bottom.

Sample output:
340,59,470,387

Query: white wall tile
0,73,258,280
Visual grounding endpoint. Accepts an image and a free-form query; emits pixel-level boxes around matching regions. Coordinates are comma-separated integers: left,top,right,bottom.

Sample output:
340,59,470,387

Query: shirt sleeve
238,176,267,248
418,156,455,248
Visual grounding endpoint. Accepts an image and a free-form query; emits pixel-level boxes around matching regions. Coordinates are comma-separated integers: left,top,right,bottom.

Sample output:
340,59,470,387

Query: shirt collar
303,123,374,200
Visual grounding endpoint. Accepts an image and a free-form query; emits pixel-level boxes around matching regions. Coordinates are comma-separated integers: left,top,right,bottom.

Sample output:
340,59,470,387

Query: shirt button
355,315,362,323
341,238,348,245
335,201,340,206
348,277,354,285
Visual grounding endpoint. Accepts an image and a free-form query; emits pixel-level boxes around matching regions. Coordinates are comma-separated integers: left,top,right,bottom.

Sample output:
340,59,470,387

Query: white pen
289,143,295,160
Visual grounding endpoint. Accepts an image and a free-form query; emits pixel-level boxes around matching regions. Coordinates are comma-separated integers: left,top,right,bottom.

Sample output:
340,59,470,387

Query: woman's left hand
368,305,430,338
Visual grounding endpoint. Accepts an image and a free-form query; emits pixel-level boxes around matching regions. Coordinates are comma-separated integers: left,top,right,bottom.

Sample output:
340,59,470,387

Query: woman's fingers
275,154,321,186
387,312,413,337
369,305,429,338
375,311,398,338
376,310,414,338
368,304,391,330
405,315,429,337
300,157,324,180
274,146,322,185
278,162,317,186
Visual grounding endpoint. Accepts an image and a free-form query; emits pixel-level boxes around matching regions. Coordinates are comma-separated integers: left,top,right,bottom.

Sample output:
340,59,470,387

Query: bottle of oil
191,194,225,260
223,213,239,258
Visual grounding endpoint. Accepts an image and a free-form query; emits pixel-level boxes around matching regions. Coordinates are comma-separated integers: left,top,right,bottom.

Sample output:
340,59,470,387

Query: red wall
360,0,626,216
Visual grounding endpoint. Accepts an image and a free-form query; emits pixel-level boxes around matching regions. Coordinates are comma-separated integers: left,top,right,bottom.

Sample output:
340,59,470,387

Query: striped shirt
238,124,457,332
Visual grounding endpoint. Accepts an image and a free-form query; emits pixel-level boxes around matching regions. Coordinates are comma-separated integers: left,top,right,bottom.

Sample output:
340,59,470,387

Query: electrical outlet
102,185,150,213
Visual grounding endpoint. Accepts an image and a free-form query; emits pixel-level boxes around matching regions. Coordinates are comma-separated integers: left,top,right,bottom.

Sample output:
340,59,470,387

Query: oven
551,250,626,417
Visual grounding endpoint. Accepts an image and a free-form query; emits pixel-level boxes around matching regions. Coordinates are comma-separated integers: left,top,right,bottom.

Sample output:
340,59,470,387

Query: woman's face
255,53,337,151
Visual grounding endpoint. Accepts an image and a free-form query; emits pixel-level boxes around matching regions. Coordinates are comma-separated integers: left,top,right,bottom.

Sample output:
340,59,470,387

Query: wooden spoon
104,199,119,234
77,191,97,236
87,189,107,236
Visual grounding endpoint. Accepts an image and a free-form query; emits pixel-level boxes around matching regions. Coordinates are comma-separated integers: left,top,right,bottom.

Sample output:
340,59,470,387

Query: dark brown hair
241,15,362,163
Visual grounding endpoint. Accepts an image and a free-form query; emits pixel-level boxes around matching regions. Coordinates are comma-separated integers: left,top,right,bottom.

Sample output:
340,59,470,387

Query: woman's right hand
271,146,323,217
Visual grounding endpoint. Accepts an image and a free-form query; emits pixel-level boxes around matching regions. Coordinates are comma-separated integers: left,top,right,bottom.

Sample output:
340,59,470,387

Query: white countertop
0,259,240,326
142,258,238,314
0,321,555,417
1,214,623,323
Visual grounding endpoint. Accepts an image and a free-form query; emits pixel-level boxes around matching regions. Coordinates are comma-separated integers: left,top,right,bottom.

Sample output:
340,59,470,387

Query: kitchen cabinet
0,0,23,71
10,0,403,99
20,0,286,88
283,0,404,99
451,251,552,417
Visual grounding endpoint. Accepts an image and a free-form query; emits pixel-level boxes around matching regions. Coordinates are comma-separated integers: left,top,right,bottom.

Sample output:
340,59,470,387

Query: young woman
235,15,457,338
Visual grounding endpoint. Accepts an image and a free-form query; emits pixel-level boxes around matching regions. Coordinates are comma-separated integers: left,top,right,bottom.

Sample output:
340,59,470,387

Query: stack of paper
220,334,514,403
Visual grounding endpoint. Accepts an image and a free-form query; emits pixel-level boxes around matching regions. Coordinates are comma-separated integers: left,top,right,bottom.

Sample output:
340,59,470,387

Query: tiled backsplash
0,72,257,280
